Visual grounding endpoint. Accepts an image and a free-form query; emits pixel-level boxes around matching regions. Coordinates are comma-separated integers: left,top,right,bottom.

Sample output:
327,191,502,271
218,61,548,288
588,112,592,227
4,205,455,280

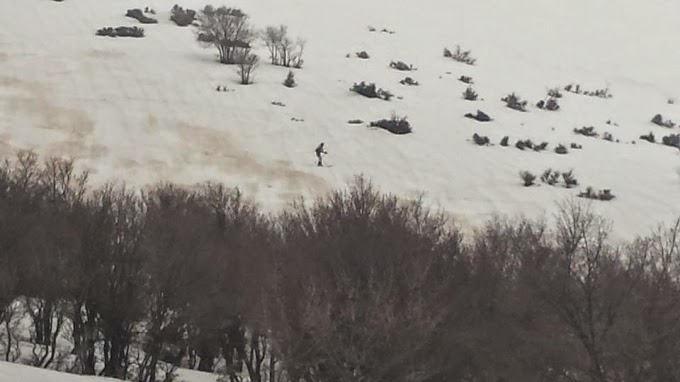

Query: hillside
0,0,679,238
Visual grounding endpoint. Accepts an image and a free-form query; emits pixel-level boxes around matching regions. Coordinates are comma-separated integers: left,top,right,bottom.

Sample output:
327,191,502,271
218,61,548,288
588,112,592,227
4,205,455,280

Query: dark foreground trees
1,153,680,382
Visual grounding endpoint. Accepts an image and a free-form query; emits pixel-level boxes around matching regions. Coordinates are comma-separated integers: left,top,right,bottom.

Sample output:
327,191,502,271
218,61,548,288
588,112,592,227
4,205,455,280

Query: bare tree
196,6,255,65
237,50,259,85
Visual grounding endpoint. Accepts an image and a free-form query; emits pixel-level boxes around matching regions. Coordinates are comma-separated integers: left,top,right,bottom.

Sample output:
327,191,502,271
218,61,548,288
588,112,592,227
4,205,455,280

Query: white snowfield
0,0,679,242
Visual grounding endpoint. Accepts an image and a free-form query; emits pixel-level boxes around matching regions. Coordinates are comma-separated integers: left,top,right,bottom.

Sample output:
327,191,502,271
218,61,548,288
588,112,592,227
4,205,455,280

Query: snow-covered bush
444,45,476,65
541,169,561,186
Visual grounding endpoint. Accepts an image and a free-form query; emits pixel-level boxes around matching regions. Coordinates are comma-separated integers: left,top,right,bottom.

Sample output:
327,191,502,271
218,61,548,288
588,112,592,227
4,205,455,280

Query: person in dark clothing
315,142,327,166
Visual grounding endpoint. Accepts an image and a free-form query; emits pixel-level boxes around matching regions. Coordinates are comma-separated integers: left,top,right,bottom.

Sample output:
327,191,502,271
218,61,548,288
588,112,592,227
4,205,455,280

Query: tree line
1,151,680,382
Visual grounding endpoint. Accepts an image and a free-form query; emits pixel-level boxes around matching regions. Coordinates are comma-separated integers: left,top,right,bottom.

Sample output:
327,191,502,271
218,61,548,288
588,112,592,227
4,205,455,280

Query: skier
314,142,327,167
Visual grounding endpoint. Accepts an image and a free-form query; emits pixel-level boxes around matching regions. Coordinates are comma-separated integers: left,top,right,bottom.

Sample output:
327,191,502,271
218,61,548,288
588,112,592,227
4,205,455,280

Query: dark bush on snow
574,126,598,137
351,82,393,101
400,77,419,86
472,133,490,146
464,110,491,122
283,70,296,88
370,115,412,135
533,142,549,152
548,88,563,98
536,97,560,111
96,26,145,38
501,93,527,111
515,139,534,151
390,60,415,71
662,134,680,148
463,87,478,101
579,187,615,201
170,5,196,26
500,136,509,146
570,142,582,149
356,51,370,59
651,114,676,128
444,45,476,65
520,171,536,187
602,132,614,142
639,132,655,143
555,144,568,154
347,119,364,124
126,9,158,24
459,75,473,84
562,170,578,188
541,169,561,186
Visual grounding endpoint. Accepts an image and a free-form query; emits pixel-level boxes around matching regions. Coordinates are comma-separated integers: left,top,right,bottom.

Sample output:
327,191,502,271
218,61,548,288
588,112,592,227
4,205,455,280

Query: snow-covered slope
0,361,216,382
0,0,679,238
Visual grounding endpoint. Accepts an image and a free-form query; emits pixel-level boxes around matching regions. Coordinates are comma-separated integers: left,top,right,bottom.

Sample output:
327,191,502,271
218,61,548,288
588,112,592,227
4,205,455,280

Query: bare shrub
578,187,615,201
562,170,578,188
236,50,259,84
444,45,476,65
520,171,536,187
356,51,370,59
639,132,655,143
502,93,528,111
541,169,561,185
197,6,255,64
262,25,305,68
459,75,473,84
651,114,676,128
350,82,393,101
662,134,680,148
463,86,478,101
464,110,491,122
96,26,145,38
399,77,419,86
126,8,157,24
389,60,414,71
574,126,598,137
516,139,534,150
369,115,412,134
472,133,490,146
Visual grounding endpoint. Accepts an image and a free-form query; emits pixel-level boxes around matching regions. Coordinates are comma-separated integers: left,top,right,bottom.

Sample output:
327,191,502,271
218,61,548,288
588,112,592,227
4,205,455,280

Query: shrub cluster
536,96,560,111
262,25,305,68
350,82,393,101
501,93,527,111
389,60,415,71
564,83,613,98
662,134,680,148
170,4,196,26
516,139,547,152
369,115,412,134
96,26,145,38
573,126,598,137
458,75,473,84
472,133,490,146
639,132,655,143
464,110,491,122
652,114,676,128
399,77,419,86
126,8,158,24
443,45,476,65
578,187,615,201
463,86,478,101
